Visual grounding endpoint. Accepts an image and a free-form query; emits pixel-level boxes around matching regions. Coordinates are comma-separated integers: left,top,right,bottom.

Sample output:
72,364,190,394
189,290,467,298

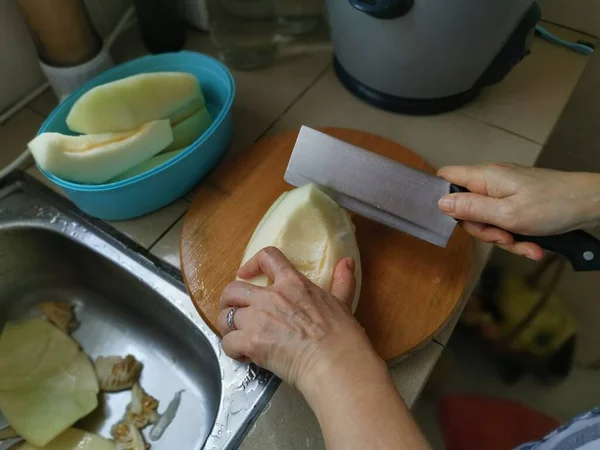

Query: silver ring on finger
226,307,239,331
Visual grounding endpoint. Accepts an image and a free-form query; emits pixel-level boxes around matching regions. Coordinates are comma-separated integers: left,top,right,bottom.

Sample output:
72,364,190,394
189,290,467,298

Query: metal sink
0,174,277,449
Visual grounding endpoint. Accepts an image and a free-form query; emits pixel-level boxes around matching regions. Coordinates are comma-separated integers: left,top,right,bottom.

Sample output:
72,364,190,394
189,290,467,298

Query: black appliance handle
348,0,414,19
449,184,600,272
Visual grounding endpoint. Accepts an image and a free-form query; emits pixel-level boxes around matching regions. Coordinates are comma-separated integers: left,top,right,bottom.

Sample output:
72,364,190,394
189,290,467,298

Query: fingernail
438,196,455,213
519,249,536,260
346,258,355,271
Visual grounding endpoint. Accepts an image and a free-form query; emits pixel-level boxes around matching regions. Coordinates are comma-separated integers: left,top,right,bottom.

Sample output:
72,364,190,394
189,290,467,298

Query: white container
39,46,114,102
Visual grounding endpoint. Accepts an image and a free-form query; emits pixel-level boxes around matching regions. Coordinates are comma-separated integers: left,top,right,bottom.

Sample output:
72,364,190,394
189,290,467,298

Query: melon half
240,184,362,312
66,72,201,134
164,106,212,152
28,120,173,184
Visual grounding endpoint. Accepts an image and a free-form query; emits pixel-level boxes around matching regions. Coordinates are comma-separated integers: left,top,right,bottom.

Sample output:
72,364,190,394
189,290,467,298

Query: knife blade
284,126,600,271
285,126,458,247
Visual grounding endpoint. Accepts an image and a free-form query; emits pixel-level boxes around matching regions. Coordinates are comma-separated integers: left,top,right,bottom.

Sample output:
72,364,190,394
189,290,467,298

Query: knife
284,126,600,272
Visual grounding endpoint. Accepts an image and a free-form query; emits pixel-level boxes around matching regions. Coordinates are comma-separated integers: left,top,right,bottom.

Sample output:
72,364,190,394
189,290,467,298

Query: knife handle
449,184,470,194
449,183,600,271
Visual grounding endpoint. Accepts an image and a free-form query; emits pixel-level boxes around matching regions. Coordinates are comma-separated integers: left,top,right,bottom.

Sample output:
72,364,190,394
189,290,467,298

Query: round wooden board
181,128,472,361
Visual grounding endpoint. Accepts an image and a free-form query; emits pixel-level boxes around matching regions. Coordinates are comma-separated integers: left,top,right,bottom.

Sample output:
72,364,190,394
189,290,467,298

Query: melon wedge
110,149,185,182
240,184,362,311
0,319,99,447
18,428,115,450
168,95,206,125
66,72,201,133
164,107,212,152
28,120,173,184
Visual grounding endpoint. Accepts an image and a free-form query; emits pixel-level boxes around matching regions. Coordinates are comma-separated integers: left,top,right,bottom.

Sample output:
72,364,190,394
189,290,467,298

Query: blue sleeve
515,408,600,450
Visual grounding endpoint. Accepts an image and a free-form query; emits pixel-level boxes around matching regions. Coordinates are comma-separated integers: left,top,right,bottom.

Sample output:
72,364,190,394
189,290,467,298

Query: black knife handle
512,231,600,271
450,184,470,194
449,183,600,272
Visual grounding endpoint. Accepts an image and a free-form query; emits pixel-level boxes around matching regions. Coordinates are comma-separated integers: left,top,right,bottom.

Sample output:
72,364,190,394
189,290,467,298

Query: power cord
535,24,595,55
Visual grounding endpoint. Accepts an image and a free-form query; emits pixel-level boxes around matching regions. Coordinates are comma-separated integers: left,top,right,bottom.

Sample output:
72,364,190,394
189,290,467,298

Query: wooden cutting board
181,128,472,361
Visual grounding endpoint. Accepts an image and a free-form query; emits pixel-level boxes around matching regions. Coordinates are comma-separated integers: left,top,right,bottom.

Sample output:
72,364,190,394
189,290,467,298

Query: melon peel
0,319,99,447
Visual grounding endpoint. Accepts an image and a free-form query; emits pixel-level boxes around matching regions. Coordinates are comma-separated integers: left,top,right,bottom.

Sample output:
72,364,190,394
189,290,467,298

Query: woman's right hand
437,163,600,260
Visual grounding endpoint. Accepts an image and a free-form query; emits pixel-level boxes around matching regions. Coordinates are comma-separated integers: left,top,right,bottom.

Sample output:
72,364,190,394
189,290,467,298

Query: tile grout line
433,337,446,348
3,105,47,172
147,205,189,252
456,109,545,147
539,19,599,40
183,62,333,202
25,104,50,121
21,161,35,171
25,87,53,119
254,62,333,143
251,57,547,152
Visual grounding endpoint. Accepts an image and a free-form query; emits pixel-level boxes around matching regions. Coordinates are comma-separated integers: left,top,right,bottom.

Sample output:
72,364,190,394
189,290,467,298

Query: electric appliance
326,0,542,114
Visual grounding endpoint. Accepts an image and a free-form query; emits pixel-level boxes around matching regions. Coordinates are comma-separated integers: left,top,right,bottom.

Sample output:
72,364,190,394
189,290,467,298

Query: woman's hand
217,247,431,450
217,246,376,391
438,163,600,260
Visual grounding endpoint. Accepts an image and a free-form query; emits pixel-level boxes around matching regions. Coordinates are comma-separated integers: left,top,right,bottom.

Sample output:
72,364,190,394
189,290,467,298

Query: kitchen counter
4,21,593,449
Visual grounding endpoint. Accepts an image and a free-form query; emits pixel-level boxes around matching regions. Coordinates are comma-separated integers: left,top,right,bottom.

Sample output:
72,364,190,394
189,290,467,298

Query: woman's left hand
218,248,432,450
217,246,376,392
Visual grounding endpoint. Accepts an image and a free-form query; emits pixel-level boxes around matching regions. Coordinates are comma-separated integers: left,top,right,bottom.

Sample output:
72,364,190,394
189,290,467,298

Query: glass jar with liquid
208,0,278,70
275,0,323,36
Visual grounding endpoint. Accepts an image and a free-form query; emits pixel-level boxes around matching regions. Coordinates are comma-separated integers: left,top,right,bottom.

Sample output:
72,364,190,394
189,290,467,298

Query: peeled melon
28,120,173,184
110,149,185,182
18,428,115,450
66,72,201,133
0,319,99,447
240,184,362,311
168,95,206,125
164,107,212,152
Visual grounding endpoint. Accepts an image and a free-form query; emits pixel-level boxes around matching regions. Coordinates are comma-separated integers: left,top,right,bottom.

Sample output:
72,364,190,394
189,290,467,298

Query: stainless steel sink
0,174,278,449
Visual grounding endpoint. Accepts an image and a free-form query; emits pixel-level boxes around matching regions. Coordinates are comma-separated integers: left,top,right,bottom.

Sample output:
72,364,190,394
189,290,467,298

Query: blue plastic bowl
37,51,235,220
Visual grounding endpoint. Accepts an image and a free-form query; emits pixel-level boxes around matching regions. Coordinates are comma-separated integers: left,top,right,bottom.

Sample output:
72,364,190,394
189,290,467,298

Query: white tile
182,34,332,200
392,342,445,408
270,70,542,170
539,1,600,37
225,51,331,157
27,89,59,118
114,25,332,163
240,342,443,450
26,165,67,196
25,165,188,249
107,200,188,249
150,217,184,269
460,24,593,144
1,109,43,170
536,42,600,167
239,383,324,450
